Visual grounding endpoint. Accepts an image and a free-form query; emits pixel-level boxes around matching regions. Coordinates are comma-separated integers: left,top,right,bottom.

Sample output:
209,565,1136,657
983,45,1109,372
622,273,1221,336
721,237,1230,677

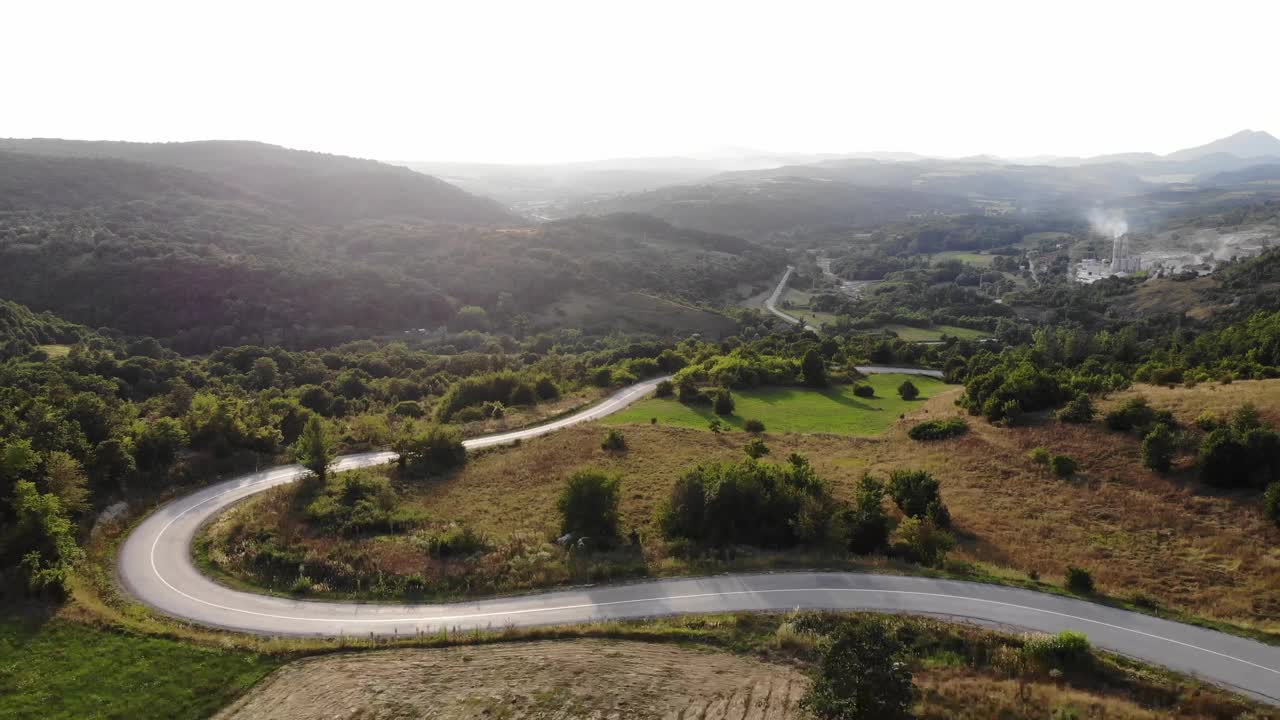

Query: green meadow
605,373,949,435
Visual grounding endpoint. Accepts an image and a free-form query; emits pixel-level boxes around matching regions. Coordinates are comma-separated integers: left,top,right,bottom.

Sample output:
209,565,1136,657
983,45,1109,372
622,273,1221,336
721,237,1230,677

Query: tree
801,619,915,720
557,468,621,545
801,349,827,388
601,428,626,451
395,424,466,478
844,475,891,555
10,480,84,596
294,416,334,482
1141,423,1176,473
712,388,735,416
654,379,674,397
887,469,947,526
744,438,770,459
42,451,89,515
897,380,919,401
1057,394,1095,424
133,417,188,470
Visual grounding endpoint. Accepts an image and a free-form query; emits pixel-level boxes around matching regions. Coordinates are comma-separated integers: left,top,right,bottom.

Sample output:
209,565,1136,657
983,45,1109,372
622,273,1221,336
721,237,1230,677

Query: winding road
117,374,1279,705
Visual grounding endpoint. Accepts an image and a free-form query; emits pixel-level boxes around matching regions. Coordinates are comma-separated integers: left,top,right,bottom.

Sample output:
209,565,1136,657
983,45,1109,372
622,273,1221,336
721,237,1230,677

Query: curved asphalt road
118,377,1279,705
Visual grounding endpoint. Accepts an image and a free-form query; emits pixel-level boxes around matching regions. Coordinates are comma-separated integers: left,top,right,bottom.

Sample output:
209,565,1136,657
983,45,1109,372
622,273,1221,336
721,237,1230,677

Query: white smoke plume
1087,208,1128,239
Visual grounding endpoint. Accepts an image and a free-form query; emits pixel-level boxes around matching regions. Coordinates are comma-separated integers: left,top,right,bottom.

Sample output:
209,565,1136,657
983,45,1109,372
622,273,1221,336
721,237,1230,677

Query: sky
4,0,1277,164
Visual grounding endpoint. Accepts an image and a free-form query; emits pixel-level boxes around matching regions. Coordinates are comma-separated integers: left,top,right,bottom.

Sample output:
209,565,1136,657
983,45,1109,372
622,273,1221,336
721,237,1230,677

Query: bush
801,618,915,720
1028,447,1051,465
887,469,948,526
392,400,424,418
395,424,466,479
907,417,967,441
601,428,626,451
893,516,955,566
1057,395,1095,424
1103,396,1174,434
414,523,489,558
897,380,919,400
1199,420,1280,488
1065,566,1094,593
744,438,770,459
1141,423,1176,473
711,388,735,416
1022,630,1092,672
660,454,842,548
1050,454,1077,478
654,379,674,398
744,418,766,433
852,384,875,398
1265,483,1280,526
557,469,621,546
303,469,422,535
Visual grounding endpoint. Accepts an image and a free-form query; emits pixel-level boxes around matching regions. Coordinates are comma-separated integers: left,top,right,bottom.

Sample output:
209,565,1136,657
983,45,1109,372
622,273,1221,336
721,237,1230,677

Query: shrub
1141,423,1176,473
395,424,466,479
1022,630,1092,672
1195,410,1222,432
852,384,875,398
893,516,955,566
744,438,770,459
711,388,735,416
1199,420,1280,488
1050,454,1077,478
1103,396,1174,434
1057,395,1095,424
708,418,724,433
435,371,549,422
887,469,948,526
744,418,766,433
557,469,621,546
801,618,915,720
414,523,489,558
1265,483,1280,526
1028,447,1051,465
601,428,626,451
392,400,424,418
660,454,842,548
907,417,967,441
303,469,422,535
1065,566,1094,593
654,379,674,397
897,380,919,400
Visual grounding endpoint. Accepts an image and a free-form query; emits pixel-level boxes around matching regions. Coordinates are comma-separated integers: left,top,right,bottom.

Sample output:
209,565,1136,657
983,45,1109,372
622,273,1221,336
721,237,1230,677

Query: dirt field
215,640,807,720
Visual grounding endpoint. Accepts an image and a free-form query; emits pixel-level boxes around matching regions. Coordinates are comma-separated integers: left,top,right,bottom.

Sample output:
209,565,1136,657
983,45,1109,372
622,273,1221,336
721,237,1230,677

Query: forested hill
0,139,513,225
0,146,777,351
0,299,99,360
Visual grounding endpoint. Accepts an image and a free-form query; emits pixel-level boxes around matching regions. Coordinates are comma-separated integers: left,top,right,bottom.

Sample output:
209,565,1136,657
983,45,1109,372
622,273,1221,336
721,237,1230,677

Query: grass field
604,374,948,435
875,324,990,342
929,251,996,267
35,344,71,358
204,379,1280,637
779,288,844,327
0,609,279,720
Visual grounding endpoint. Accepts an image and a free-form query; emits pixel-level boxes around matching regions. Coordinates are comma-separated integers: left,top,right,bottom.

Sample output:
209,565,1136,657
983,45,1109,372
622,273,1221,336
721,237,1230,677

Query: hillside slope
0,138,513,224
0,148,777,349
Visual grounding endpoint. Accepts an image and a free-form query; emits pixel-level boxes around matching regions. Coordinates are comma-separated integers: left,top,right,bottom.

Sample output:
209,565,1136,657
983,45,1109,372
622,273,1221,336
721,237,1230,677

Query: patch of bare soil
216,640,807,720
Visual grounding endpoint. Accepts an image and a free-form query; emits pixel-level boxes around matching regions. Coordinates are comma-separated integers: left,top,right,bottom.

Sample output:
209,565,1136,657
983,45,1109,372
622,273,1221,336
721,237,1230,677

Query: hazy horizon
5,0,1279,165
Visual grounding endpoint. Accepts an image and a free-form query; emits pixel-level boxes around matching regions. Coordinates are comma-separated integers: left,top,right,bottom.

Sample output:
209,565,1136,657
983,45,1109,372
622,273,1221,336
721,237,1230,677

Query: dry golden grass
213,380,1280,633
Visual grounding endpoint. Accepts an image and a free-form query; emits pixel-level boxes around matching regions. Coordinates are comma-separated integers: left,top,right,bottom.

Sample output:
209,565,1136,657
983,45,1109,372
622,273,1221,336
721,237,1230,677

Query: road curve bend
117,377,1280,706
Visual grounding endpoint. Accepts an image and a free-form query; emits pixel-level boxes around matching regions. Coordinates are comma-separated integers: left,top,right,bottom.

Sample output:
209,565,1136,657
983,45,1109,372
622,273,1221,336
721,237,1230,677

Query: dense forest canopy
0,145,782,351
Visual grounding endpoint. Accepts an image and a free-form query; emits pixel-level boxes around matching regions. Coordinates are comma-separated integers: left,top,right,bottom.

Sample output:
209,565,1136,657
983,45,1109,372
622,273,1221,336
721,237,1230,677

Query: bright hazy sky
5,0,1276,164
